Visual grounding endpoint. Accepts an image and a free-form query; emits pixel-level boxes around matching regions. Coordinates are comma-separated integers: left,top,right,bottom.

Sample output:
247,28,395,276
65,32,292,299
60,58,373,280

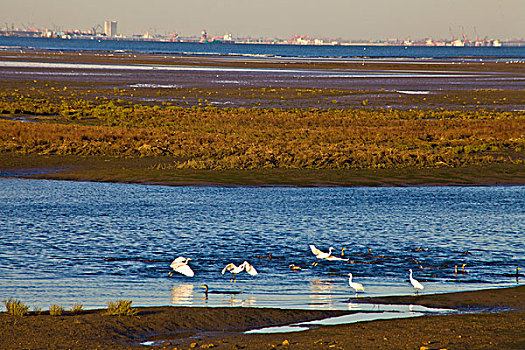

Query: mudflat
1,49,524,186
1,286,524,349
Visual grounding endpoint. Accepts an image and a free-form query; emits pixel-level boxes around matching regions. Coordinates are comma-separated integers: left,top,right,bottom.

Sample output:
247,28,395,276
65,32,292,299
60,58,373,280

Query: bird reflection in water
309,279,335,308
170,284,194,305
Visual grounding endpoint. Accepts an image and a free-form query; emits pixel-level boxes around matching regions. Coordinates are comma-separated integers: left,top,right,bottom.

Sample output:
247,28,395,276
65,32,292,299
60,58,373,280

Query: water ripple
0,179,523,309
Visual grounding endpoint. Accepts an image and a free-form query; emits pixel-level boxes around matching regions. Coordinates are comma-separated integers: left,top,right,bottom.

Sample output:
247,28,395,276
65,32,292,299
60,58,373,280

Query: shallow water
0,179,523,310
245,303,455,334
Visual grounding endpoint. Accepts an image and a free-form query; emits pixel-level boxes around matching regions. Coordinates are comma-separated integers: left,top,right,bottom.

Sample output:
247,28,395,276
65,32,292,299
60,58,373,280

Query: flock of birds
168,244,427,297
309,244,423,296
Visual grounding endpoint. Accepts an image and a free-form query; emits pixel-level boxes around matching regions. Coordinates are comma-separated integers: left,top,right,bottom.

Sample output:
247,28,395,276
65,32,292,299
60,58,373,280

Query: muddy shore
1,286,524,349
2,153,525,187
1,49,524,186
1,49,525,111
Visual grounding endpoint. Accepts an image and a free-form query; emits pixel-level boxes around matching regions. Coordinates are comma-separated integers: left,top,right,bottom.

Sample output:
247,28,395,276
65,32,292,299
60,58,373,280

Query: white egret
348,273,365,297
309,245,335,266
326,255,350,262
169,257,194,277
222,261,258,282
409,269,424,294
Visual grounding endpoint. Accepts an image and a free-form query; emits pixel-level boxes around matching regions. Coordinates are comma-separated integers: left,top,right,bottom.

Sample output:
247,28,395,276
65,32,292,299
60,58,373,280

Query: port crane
91,24,103,36
461,26,470,46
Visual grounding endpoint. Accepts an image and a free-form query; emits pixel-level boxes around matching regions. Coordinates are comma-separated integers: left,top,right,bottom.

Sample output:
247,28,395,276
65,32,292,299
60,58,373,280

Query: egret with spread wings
309,245,335,266
169,257,194,277
222,261,258,282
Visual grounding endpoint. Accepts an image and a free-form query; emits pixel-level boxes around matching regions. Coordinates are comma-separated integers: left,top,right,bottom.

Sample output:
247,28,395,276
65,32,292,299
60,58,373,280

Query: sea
1,36,525,60
0,178,523,310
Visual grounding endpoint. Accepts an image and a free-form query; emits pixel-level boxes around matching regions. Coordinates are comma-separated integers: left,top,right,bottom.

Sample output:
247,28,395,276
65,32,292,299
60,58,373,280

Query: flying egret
169,257,194,277
348,273,365,297
409,269,424,294
326,255,350,262
309,245,335,266
222,261,258,282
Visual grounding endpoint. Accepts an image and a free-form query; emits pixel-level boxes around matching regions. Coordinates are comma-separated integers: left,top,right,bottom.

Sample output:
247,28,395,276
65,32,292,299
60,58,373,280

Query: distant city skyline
2,0,524,40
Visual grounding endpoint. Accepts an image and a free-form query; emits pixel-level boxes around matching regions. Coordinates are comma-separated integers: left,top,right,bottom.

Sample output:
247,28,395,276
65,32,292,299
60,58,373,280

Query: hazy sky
2,0,524,40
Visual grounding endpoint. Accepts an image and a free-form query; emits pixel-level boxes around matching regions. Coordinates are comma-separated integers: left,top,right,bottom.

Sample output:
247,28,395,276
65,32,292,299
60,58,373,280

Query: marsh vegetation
1,88,523,171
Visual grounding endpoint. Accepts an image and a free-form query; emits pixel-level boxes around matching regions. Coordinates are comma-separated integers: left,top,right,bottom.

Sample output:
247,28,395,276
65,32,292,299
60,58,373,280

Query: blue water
0,178,523,310
1,36,525,59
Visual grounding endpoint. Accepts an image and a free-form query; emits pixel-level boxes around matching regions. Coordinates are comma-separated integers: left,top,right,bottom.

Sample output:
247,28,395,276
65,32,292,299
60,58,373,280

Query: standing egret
348,273,365,297
409,269,424,294
309,245,335,266
169,257,194,277
222,261,258,282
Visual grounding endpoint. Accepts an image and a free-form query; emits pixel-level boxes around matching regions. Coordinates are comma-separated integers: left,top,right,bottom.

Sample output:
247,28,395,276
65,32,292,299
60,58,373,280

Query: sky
1,0,524,40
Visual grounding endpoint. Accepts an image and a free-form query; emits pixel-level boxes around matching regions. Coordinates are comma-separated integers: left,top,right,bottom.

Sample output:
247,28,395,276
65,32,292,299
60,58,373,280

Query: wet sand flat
0,51,523,184
1,49,524,110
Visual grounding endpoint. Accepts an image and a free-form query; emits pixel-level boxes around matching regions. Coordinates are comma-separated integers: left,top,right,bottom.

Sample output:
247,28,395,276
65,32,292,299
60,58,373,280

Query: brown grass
1,101,523,171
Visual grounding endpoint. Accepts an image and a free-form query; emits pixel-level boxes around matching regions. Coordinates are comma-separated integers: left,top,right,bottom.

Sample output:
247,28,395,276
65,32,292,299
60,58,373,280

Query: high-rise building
104,21,117,37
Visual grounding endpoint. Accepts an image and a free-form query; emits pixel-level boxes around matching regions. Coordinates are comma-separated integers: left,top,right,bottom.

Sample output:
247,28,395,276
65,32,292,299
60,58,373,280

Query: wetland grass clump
105,299,137,317
70,303,84,314
3,298,29,317
49,304,64,316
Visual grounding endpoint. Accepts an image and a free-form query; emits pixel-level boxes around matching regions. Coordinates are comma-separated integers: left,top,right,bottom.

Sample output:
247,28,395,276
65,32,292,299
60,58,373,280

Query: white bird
310,245,335,266
409,268,424,294
348,273,365,297
222,261,258,282
326,255,350,262
169,257,194,277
